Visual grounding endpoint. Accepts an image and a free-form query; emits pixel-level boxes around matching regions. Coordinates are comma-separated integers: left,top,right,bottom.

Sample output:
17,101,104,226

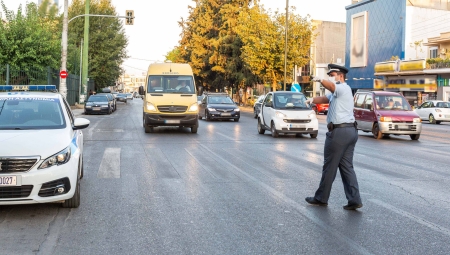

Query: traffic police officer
305,64,363,210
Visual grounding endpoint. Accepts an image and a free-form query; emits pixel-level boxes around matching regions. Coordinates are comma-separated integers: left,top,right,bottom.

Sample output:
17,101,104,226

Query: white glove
305,98,314,106
311,76,322,82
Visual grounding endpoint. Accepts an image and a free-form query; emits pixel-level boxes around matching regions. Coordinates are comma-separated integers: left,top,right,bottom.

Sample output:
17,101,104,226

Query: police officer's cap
327,64,348,75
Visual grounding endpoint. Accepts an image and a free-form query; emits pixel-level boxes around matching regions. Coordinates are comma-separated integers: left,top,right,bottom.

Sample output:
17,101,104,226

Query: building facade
345,0,450,105
310,20,346,97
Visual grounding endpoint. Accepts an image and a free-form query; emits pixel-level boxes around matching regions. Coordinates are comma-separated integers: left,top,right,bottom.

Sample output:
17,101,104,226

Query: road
1,99,450,255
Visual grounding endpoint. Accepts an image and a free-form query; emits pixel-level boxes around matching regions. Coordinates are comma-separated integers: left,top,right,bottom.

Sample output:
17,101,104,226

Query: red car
312,103,329,115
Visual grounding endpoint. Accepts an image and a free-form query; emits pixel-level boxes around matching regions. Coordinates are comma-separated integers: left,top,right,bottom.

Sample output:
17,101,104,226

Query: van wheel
429,114,436,124
145,125,153,133
198,115,202,120
191,124,198,133
410,134,420,140
271,122,279,138
372,123,383,139
257,118,265,134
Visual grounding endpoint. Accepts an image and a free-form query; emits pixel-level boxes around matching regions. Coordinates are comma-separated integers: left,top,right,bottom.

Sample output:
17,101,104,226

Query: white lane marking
97,148,121,178
199,144,373,255
369,199,450,237
216,132,241,143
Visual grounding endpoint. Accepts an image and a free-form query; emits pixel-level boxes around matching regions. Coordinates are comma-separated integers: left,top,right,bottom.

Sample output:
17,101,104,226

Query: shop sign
386,75,436,92
399,60,425,72
374,61,397,73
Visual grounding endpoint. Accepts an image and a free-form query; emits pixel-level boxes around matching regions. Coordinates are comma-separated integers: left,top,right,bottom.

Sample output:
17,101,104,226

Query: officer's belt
327,122,356,132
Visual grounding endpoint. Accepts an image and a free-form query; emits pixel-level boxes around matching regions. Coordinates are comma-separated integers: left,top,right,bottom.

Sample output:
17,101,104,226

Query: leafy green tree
68,0,128,89
165,47,182,62
0,0,60,69
237,2,313,91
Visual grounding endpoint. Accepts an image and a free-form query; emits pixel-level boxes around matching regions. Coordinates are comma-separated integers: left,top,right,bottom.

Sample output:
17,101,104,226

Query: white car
0,85,90,208
414,100,450,124
257,91,319,138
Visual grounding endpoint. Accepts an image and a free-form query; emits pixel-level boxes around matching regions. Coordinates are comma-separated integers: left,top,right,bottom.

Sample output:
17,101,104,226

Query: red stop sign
60,70,68,79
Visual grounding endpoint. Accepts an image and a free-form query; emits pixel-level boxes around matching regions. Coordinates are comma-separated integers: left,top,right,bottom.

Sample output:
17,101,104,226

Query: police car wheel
62,176,80,208
310,133,318,138
254,109,258,118
79,157,84,179
295,133,303,137
271,122,279,138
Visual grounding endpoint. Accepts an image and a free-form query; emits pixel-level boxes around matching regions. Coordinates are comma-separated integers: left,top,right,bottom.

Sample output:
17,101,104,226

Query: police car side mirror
73,118,90,130
265,102,273,108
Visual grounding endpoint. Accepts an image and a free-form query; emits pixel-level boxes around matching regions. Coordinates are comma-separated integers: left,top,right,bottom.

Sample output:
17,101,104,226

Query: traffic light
126,10,134,25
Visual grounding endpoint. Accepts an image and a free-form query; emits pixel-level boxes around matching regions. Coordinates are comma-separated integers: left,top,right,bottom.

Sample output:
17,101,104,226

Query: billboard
350,12,368,67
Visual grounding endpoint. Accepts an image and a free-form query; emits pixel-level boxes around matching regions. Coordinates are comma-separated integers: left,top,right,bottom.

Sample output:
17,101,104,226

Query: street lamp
284,0,289,91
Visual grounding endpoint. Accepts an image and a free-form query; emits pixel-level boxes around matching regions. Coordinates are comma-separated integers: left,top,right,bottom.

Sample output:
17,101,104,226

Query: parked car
414,100,450,124
353,90,422,140
198,93,240,121
84,95,114,115
253,95,265,118
97,93,116,112
311,103,329,115
116,93,128,103
126,93,133,100
257,91,318,138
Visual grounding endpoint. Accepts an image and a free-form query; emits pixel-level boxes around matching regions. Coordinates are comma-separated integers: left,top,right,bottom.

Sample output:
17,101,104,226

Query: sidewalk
70,104,84,117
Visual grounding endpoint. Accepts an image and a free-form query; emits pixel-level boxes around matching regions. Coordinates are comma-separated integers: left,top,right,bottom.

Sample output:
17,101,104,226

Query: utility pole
284,0,289,91
59,0,69,98
81,0,90,98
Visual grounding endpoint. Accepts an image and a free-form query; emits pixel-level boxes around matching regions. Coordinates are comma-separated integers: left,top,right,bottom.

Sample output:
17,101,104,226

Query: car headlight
147,102,156,111
188,103,198,112
101,105,108,108
85,105,92,108
207,107,216,112
413,118,422,123
435,109,442,112
379,116,392,122
308,111,316,118
39,146,71,169
276,111,286,118
234,108,240,112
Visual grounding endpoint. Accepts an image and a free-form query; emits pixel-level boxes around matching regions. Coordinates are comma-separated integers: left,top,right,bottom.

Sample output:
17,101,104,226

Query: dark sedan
198,94,240,121
85,95,113,115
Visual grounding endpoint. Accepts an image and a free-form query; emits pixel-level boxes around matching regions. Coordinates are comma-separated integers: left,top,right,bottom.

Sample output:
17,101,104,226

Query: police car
0,85,90,208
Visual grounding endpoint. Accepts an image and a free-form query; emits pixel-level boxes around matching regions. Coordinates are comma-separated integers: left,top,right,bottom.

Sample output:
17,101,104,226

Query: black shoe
305,197,328,206
343,203,363,210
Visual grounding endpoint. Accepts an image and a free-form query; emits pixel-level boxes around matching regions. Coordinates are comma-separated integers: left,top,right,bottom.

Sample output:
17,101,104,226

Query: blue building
345,0,407,91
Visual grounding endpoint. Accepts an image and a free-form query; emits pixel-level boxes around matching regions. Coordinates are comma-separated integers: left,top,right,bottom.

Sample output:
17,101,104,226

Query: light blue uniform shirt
326,82,355,124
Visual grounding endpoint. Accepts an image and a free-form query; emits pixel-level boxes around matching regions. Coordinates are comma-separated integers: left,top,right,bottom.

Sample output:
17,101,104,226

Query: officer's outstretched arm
320,79,336,93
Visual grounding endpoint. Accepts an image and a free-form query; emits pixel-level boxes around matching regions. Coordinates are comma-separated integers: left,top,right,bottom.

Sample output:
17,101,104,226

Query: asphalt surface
1,98,450,255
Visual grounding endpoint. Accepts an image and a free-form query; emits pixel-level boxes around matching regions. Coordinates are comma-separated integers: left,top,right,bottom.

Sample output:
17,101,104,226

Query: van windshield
147,75,195,94
375,95,411,111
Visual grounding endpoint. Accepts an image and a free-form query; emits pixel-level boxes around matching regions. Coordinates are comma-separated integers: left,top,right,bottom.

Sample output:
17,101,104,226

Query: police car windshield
147,75,195,94
274,93,309,109
87,96,108,102
0,98,66,130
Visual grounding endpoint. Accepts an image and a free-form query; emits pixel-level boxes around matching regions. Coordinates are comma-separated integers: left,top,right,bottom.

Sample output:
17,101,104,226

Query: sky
1,0,351,75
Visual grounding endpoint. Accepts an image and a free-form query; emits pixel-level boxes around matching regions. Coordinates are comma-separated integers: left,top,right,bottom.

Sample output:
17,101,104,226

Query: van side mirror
139,86,145,95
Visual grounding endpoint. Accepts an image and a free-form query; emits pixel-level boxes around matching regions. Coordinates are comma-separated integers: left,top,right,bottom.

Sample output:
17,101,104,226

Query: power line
124,57,161,62
121,64,147,71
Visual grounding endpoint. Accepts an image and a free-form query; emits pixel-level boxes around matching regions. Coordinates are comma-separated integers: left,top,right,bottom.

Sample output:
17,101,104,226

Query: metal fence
0,64,94,105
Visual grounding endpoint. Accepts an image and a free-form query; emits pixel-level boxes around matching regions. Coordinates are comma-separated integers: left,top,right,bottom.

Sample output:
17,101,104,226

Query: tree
68,0,128,89
165,47,182,62
0,0,60,69
236,2,313,91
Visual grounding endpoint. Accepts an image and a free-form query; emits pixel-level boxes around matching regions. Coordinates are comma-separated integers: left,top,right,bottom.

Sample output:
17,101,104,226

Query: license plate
93,107,101,111
0,176,17,186
165,120,180,124
396,125,410,129
221,113,231,116
290,124,305,128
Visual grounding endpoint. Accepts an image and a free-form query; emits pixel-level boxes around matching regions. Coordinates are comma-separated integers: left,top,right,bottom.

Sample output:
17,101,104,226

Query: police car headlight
39,147,71,169
188,103,198,112
276,111,286,118
146,102,156,112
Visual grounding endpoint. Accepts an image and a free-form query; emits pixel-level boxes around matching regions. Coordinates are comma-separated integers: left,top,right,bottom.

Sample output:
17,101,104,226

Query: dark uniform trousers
314,126,362,205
